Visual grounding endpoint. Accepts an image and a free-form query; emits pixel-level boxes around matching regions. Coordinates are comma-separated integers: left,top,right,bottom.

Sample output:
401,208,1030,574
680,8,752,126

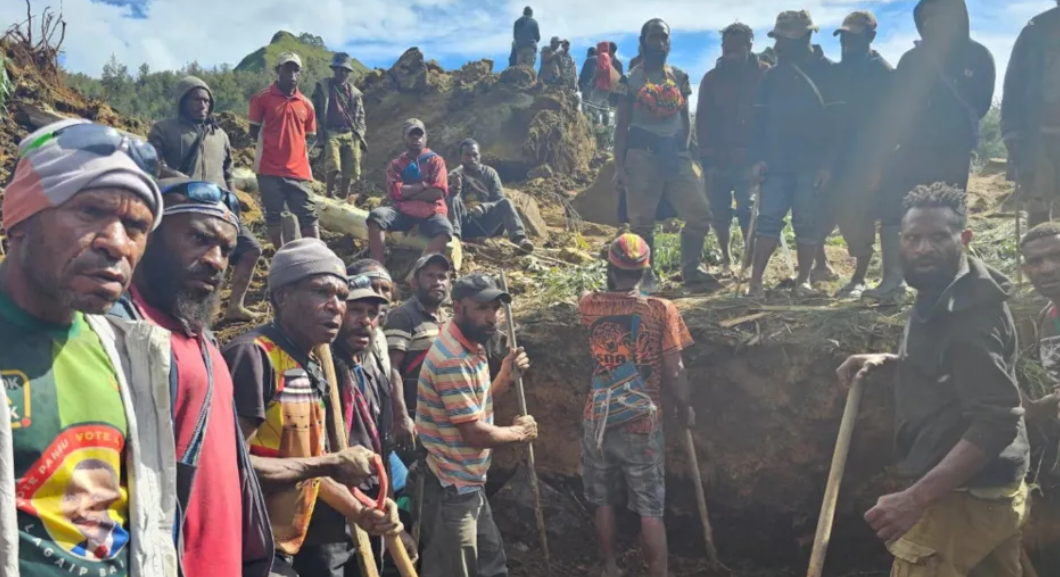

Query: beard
141,240,222,333
457,318,496,344
902,254,962,292
417,286,445,307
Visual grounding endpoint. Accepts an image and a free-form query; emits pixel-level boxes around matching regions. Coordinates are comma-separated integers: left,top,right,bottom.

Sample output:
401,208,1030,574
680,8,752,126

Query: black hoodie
833,49,893,180
882,0,995,158
896,256,1029,488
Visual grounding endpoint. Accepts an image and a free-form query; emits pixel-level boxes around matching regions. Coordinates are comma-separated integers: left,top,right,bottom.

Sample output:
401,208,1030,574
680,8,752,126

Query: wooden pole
683,429,722,569
740,184,762,274
499,272,552,575
806,379,865,577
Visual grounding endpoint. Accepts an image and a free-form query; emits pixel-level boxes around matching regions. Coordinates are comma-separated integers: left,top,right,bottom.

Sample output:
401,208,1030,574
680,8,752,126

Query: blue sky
3,0,1054,105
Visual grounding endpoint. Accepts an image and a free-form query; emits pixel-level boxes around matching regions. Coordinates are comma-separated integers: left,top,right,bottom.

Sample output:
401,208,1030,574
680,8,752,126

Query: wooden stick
499,271,552,576
740,183,762,274
683,429,722,569
806,379,865,577
1015,193,1023,289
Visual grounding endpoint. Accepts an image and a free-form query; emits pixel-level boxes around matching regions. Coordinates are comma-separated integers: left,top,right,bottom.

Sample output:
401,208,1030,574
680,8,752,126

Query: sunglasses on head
160,181,241,215
22,123,160,177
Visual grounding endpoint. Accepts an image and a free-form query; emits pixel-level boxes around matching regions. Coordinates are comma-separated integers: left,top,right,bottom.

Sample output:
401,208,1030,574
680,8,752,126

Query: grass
0,55,9,117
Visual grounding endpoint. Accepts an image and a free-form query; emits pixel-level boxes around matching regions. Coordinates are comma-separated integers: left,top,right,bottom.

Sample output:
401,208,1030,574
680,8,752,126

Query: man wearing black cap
386,253,452,418
416,274,536,577
312,53,367,200
367,119,454,263
109,177,272,577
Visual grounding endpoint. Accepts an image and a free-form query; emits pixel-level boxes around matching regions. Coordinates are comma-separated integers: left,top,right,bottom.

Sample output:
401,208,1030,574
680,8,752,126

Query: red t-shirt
131,288,242,577
385,148,449,218
249,83,317,180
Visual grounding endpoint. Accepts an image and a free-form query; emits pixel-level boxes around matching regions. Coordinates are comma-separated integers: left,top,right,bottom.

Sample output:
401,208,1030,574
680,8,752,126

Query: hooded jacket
750,44,841,174
896,256,1029,488
147,76,233,188
1001,6,1060,143
832,49,894,180
883,0,995,159
696,53,771,169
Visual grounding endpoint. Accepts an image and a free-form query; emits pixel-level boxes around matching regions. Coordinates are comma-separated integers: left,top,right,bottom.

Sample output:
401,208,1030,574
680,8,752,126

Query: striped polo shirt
415,320,493,489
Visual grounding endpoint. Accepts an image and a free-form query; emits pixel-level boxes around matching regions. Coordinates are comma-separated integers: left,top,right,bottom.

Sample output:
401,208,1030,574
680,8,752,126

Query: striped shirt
385,297,449,414
415,320,493,489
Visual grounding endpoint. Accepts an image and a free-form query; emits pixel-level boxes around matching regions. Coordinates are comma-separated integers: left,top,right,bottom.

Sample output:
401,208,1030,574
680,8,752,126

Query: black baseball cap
452,274,512,304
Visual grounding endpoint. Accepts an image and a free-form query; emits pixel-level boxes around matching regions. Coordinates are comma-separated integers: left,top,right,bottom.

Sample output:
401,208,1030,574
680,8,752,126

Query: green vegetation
0,55,10,117
62,31,368,123
976,104,1006,165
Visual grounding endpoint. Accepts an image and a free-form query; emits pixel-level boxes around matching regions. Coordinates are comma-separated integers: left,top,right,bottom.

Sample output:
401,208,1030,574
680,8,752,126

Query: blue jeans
708,166,753,233
755,171,818,245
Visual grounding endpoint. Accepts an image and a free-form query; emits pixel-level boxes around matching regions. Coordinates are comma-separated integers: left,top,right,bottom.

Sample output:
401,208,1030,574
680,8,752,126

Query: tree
137,62,151,83
101,54,131,97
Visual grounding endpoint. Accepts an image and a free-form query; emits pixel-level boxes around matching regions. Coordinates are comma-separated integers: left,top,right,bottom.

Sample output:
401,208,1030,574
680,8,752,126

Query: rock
527,164,554,180
505,188,549,239
570,159,620,226
490,464,591,563
558,247,594,265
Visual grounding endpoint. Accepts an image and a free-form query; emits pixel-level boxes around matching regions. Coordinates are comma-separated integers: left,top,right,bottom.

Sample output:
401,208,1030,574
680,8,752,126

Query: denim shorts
755,171,818,244
581,421,665,518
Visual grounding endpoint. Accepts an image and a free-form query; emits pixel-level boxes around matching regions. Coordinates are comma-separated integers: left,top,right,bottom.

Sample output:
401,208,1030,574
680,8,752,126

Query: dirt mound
356,48,595,186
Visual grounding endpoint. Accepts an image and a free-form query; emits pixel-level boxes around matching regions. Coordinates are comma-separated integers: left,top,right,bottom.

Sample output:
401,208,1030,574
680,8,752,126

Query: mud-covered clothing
750,45,841,175
832,50,894,184
512,15,539,49
897,257,1029,488
579,291,693,434
149,76,233,190
323,132,363,181
1002,7,1060,143
581,425,665,518
887,482,1028,577
447,165,528,241
225,324,329,556
385,298,449,416
623,148,711,238
695,54,771,170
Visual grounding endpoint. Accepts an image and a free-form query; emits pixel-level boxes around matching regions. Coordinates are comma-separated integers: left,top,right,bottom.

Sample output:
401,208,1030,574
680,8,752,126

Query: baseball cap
452,274,512,304
346,274,390,305
410,253,451,280
403,118,426,137
834,11,877,36
768,10,819,39
276,52,303,69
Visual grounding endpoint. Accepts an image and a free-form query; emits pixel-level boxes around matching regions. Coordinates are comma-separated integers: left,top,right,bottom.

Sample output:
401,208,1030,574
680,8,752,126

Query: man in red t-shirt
249,51,319,249
110,177,273,577
367,118,455,263
578,233,695,577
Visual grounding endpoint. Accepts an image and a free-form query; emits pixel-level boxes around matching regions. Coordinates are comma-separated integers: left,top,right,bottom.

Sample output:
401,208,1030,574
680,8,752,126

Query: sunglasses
22,123,160,177
160,181,241,215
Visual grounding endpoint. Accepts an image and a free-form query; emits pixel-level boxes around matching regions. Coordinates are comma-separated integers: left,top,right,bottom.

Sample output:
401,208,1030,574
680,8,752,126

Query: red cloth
385,148,449,218
249,83,317,180
595,42,614,91
131,288,242,577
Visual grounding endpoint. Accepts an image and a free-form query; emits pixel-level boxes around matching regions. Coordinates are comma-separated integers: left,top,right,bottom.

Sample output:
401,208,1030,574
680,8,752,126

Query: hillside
235,31,368,78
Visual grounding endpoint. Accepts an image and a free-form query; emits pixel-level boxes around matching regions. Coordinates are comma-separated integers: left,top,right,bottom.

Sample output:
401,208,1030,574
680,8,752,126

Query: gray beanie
268,238,346,293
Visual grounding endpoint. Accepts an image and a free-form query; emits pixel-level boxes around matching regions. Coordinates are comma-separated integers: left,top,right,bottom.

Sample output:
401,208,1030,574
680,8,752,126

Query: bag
596,52,615,92
401,151,439,184
589,311,658,448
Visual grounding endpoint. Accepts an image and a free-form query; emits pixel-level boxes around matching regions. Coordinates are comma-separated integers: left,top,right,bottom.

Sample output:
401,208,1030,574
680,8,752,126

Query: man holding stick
579,234,695,577
416,274,536,577
837,184,1030,577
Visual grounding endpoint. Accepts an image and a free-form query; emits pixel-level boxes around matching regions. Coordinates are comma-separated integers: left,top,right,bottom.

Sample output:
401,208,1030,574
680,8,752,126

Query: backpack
588,311,658,448
596,52,616,92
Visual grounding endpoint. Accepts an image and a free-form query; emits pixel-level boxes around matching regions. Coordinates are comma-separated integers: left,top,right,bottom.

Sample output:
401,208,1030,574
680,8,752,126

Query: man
747,10,840,297
512,6,540,68
448,139,535,253
385,254,452,418
560,40,578,92
0,119,177,575
1017,222,1060,421
837,183,1030,577
312,53,367,201
148,75,264,322
696,23,770,269
609,42,624,76
866,0,994,300
539,37,564,85
589,41,616,127
416,274,537,577
614,18,718,293
224,239,403,576
249,52,319,249
579,234,695,577
109,177,272,577
1003,1,1060,228
579,47,599,104
814,12,894,297
367,119,454,263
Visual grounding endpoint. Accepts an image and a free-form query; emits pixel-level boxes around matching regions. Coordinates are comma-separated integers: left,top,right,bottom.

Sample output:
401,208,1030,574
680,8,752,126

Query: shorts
367,206,454,238
755,171,817,244
817,181,875,259
324,131,363,181
581,421,665,518
258,175,317,227
233,222,263,263
887,484,1028,577
624,148,711,238
1017,134,1060,214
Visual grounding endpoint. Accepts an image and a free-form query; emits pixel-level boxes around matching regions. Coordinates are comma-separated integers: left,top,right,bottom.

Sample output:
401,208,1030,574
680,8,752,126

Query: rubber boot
680,228,722,291
863,225,907,300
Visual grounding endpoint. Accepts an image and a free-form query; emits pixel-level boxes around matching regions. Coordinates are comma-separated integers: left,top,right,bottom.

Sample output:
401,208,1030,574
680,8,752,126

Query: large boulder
357,48,595,187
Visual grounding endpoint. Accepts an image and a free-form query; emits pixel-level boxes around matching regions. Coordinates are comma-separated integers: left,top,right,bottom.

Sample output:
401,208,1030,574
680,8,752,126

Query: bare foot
224,306,260,323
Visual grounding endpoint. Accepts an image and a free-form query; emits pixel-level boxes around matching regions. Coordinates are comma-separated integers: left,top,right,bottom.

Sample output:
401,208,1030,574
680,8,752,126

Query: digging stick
740,183,762,274
807,378,866,577
499,271,552,575
411,449,427,547
316,345,419,577
683,429,722,569
1015,186,1023,289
